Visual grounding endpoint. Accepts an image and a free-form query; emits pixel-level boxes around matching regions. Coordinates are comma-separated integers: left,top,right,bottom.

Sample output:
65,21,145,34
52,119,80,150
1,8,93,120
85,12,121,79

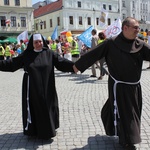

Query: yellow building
0,0,34,37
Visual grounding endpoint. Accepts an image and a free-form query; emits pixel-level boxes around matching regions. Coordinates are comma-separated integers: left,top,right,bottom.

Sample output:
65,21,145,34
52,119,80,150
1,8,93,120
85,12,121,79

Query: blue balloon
17,49,21,54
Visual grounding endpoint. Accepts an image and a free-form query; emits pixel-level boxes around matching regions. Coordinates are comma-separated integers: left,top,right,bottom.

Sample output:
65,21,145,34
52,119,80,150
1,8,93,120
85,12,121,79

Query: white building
0,0,34,37
34,0,120,37
120,0,150,31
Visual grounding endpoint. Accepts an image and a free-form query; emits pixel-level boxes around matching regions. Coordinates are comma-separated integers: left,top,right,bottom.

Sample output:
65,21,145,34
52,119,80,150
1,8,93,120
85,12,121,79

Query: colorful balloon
66,31,72,37
17,49,21,54
47,36,51,41
67,36,73,42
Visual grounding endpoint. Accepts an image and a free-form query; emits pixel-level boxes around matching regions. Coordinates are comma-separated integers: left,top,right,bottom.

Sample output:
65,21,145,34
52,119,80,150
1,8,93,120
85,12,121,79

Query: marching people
50,40,57,52
70,37,80,62
73,17,150,149
0,44,5,60
90,29,99,77
63,38,72,61
20,39,26,53
0,33,75,140
146,30,150,69
55,39,63,57
97,32,109,80
4,43,11,60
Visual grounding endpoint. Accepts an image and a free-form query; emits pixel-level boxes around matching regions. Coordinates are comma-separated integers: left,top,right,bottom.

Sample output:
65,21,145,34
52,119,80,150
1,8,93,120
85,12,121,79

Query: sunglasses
126,25,140,30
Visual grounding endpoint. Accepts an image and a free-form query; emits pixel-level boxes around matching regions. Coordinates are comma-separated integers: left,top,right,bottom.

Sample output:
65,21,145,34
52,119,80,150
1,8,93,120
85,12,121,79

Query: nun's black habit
0,34,74,139
75,32,150,145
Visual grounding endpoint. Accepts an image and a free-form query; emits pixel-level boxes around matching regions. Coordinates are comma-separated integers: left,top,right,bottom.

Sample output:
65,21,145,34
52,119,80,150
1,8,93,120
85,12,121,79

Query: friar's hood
112,32,144,53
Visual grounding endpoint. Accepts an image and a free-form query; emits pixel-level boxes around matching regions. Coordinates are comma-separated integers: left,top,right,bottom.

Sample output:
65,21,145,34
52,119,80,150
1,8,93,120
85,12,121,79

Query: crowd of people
0,40,28,60
1,16,150,150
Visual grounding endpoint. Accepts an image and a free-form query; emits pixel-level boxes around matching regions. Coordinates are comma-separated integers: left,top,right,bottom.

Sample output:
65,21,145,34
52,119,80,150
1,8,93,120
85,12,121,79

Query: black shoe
90,75,96,77
121,144,137,150
147,66,150,69
98,76,103,80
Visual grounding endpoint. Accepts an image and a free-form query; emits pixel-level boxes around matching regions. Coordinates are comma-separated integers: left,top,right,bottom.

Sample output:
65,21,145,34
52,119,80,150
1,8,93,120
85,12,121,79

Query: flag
77,26,93,48
5,19,11,24
51,26,58,40
17,30,28,44
104,18,122,38
99,8,108,27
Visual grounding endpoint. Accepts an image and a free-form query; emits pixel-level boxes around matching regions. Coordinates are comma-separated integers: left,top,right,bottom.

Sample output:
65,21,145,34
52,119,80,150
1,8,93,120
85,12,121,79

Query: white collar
34,49,42,52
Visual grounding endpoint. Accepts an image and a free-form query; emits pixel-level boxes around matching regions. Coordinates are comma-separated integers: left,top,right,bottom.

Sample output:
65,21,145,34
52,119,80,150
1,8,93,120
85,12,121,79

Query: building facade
120,0,150,31
0,0,34,37
34,0,120,37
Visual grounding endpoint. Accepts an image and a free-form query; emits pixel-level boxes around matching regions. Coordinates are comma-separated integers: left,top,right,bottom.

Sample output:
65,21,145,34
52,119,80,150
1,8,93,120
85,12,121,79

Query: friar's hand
73,65,79,73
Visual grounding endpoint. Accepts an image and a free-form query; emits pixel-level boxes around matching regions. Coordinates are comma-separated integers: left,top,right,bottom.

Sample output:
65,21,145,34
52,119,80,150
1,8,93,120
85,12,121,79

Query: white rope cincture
109,74,140,137
25,73,32,130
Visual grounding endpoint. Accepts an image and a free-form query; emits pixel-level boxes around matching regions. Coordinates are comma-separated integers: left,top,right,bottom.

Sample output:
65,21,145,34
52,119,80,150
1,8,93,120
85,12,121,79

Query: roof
34,0,63,18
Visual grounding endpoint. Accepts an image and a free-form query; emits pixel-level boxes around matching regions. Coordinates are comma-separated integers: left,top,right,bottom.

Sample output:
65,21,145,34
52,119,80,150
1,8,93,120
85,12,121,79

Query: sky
32,0,56,5
32,0,42,5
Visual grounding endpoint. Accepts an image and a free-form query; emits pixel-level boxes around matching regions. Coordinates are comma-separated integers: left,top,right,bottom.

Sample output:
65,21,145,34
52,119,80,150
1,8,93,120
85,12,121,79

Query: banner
104,18,122,38
77,26,93,48
99,8,108,27
51,26,58,40
17,30,28,44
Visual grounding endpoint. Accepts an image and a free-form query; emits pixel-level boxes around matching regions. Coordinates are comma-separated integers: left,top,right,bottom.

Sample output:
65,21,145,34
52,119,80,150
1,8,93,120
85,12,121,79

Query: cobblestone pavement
0,61,150,150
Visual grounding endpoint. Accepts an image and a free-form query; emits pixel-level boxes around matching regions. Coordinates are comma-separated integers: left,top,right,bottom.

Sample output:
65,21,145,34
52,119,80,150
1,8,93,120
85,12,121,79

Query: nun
0,33,75,139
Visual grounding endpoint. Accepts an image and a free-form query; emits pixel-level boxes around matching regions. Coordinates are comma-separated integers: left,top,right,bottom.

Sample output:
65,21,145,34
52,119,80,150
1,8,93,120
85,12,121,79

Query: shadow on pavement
71,134,123,150
0,132,53,149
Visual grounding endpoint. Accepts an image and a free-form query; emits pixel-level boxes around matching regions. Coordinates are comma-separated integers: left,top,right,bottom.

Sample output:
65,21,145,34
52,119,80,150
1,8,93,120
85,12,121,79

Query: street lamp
39,20,44,26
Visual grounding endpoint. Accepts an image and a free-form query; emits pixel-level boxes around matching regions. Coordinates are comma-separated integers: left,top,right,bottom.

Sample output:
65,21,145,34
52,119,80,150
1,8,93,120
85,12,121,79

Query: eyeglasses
126,25,140,30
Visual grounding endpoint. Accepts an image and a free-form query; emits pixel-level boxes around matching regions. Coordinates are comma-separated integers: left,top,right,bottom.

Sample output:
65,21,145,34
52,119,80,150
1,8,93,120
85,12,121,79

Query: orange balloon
66,31,72,37
143,32,147,37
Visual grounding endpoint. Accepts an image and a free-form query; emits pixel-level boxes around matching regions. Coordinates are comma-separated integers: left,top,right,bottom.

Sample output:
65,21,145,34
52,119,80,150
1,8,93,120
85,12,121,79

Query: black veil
26,34,49,51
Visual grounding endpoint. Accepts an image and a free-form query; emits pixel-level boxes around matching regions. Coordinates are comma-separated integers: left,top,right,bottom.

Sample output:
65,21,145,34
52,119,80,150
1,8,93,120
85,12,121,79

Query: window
15,0,20,6
133,14,135,18
140,3,142,9
36,23,38,30
40,24,43,30
143,3,145,9
146,4,147,10
96,18,99,25
50,19,52,27
44,21,46,29
57,17,60,26
69,16,73,25
108,18,111,25
87,17,91,25
11,16,16,27
122,1,125,7
103,4,106,10
109,5,112,11
132,1,135,8
79,16,82,25
78,1,81,8
123,14,126,19
21,17,26,27
0,16,6,26
4,0,9,5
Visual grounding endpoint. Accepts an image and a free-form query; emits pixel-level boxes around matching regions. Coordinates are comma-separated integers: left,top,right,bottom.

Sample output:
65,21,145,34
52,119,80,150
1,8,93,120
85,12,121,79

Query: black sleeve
75,40,109,73
53,51,75,72
0,54,24,72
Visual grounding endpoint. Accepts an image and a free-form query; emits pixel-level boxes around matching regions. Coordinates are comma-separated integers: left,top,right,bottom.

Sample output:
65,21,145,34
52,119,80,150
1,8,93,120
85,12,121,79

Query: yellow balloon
67,36,73,42
47,36,51,40
66,31,72,37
